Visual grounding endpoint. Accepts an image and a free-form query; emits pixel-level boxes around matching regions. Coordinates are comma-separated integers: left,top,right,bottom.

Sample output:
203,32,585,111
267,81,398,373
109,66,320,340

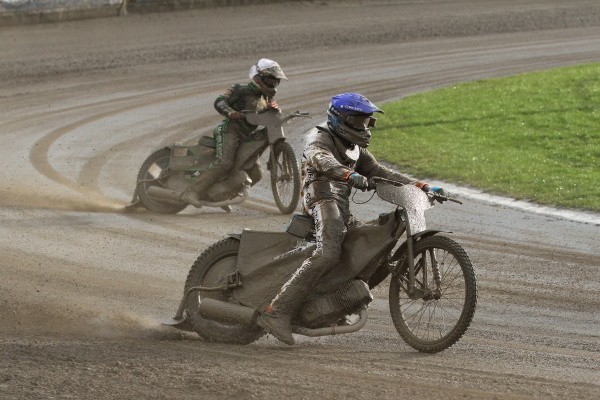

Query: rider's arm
355,148,414,185
214,84,241,117
305,144,352,181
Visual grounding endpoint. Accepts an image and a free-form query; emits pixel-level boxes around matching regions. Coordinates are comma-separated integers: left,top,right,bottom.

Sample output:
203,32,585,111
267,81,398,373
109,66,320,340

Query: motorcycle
163,178,477,353
128,109,309,214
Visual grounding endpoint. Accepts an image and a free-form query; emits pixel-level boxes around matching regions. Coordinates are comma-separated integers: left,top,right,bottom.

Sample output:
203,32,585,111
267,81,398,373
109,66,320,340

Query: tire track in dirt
162,337,595,400
27,31,600,214
455,233,600,265
25,83,228,212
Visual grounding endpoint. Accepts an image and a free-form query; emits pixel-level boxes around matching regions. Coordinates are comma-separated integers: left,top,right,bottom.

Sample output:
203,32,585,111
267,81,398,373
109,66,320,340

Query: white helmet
249,59,287,97
249,58,288,80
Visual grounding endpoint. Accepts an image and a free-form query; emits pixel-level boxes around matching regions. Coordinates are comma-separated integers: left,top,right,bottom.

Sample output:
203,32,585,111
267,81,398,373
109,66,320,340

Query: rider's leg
258,200,347,345
181,128,240,207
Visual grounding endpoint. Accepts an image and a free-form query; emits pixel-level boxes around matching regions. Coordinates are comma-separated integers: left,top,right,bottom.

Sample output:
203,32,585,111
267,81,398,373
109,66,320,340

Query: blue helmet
327,93,383,148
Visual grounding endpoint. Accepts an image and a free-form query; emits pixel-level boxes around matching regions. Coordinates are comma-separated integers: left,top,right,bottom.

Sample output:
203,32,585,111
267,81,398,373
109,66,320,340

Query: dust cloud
0,295,184,341
0,184,127,213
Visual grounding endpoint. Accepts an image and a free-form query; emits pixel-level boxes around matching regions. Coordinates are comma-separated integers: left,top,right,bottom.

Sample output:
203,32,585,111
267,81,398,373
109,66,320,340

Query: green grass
370,63,600,212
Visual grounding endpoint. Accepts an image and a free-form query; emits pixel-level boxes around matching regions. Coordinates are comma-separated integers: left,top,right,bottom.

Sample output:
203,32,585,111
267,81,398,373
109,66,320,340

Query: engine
297,279,373,328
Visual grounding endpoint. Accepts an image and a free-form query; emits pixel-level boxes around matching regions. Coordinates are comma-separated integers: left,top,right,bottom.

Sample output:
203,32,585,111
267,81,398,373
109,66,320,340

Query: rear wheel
184,238,264,344
269,141,301,214
389,235,477,353
136,148,187,214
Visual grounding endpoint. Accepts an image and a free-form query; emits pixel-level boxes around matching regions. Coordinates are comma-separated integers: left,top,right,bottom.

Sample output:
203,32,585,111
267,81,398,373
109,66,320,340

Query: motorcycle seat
198,136,216,148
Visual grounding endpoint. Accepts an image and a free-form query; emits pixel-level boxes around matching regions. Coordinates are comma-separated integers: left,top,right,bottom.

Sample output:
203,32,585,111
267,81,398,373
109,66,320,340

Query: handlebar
240,109,311,127
241,109,310,117
369,177,402,188
282,111,311,123
432,193,463,204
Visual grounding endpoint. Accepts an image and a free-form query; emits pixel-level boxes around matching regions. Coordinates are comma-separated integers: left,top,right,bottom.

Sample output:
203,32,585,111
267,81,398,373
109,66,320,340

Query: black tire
136,148,187,214
389,235,477,353
184,238,264,344
269,141,301,214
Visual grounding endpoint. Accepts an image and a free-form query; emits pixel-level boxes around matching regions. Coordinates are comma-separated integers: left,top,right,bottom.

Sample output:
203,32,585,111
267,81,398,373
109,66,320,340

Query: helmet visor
344,114,376,130
262,65,287,80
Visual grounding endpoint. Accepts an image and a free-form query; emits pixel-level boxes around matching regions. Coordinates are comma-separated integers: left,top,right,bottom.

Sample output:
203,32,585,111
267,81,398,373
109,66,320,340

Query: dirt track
1,1,599,399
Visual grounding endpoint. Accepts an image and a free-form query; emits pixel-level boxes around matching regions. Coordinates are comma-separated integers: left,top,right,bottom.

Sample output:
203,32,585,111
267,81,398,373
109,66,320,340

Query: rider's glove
414,181,431,192
347,172,369,191
415,182,449,197
431,186,449,197
431,186,449,203
227,111,244,120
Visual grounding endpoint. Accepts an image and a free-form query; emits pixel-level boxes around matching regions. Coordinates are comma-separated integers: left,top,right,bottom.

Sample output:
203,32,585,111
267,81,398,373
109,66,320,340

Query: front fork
398,209,442,300
266,139,286,175
423,247,442,301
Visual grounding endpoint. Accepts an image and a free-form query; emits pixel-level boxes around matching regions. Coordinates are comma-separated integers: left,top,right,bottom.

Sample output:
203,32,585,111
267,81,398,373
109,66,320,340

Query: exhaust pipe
198,298,257,327
147,185,248,208
146,186,183,205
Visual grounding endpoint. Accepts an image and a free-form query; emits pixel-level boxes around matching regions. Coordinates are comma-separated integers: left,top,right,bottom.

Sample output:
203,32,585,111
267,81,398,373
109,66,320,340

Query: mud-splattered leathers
188,82,270,198
268,126,414,318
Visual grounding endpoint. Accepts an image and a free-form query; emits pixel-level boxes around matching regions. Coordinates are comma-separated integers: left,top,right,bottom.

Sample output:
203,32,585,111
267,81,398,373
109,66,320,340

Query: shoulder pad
307,127,335,149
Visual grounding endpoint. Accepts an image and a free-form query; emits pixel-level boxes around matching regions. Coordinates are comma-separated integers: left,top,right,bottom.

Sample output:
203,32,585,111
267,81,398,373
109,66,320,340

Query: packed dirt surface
1,1,599,399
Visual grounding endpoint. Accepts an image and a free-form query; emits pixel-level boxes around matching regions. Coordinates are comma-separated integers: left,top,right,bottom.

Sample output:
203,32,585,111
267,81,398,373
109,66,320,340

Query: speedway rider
180,58,287,207
258,93,448,345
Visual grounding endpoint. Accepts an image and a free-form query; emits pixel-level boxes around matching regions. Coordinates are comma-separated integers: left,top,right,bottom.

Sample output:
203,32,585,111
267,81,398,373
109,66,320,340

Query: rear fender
231,229,312,309
228,233,242,241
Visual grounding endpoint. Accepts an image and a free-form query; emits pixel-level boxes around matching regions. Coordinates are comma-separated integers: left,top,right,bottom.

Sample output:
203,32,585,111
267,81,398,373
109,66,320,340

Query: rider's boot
258,258,324,346
258,306,295,346
180,187,204,208
179,168,224,208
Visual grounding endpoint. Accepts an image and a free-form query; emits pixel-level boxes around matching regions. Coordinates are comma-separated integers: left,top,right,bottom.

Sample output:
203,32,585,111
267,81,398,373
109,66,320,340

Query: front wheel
389,235,477,353
269,141,301,214
136,148,187,214
184,238,264,344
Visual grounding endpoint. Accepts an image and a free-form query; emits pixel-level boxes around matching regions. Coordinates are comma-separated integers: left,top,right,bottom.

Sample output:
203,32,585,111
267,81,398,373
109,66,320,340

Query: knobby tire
184,238,264,344
389,235,477,353
270,141,301,214
136,148,187,214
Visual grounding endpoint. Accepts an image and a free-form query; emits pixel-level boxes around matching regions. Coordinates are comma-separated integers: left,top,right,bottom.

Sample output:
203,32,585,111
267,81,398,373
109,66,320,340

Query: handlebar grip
433,193,463,204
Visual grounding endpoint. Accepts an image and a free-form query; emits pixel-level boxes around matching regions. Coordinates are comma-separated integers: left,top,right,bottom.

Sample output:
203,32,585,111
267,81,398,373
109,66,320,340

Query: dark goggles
343,114,377,130
261,74,281,88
